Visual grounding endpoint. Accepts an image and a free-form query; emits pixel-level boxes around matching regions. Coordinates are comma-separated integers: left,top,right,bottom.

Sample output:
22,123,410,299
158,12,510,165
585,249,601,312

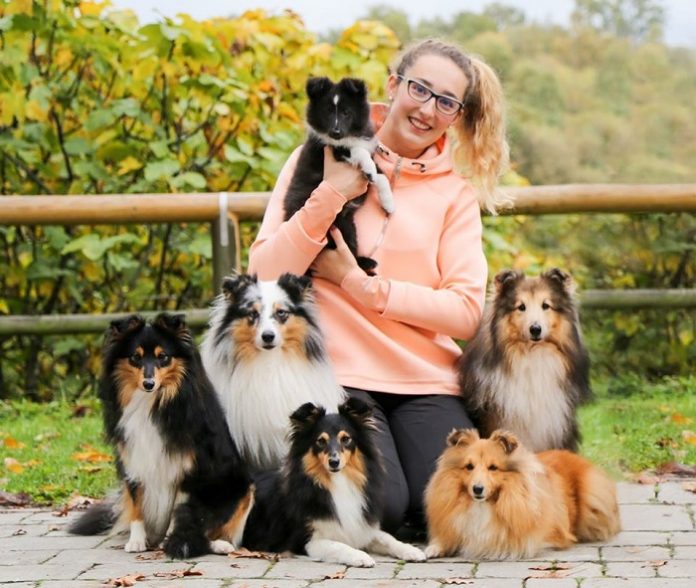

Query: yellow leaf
54,47,74,68
118,156,143,175
682,430,696,446
79,1,108,17
0,299,8,314
3,437,25,449
4,458,24,474
25,100,49,122
72,446,112,463
671,413,693,425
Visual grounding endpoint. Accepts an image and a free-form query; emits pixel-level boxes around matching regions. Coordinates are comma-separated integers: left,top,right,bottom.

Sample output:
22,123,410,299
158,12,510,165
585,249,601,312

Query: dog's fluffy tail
575,465,622,542
69,500,118,535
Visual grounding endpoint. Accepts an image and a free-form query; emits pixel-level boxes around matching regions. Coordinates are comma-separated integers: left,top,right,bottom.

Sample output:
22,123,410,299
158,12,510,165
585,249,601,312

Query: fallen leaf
442,579,474,585
527,563,575,579
0,491,32,506
655,437,678,449
71,404,90,418
72,447,112,463
670,413,693,425
153,570,203,578
228,548,280,561
529,564,574,571
3,436,25,449
53,494,97,516
323,571,346,580
135,550,165,561
103,574,146,587
47,524,61,532
12,529,27,536
642,560,667,568
682,430,696,446
4,457,24,473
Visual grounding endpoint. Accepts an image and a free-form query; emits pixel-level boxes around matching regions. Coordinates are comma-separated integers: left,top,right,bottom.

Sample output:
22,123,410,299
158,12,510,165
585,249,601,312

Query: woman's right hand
323,146,369,201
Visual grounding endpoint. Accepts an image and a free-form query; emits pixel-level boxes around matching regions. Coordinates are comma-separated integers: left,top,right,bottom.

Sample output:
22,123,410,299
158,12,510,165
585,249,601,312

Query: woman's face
379,53,469,159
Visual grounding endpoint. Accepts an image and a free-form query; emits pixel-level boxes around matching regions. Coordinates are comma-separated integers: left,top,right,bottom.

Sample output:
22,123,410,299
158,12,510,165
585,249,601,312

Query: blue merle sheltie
69,313,254,559
242,398,426,566
201,273,345,470
283,76,394,275
458,269,592,452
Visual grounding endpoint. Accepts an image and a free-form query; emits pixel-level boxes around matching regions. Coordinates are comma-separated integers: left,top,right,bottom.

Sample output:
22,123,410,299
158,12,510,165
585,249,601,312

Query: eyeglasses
396,75,465,116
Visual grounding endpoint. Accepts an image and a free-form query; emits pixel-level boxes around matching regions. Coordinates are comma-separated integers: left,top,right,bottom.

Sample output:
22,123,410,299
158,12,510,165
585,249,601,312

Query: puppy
458,268,592,451
243,398,426,567
284,76,393,275
69,313,254,559
201,272,345,470
425,428,620,560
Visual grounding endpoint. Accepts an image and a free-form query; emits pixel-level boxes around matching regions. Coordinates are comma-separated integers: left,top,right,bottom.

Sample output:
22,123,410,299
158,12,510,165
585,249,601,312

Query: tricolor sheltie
242,398,426,566
201,273,345,470
69,313,254,559
424,429,620,560
458,268,591,452
283,76,394,275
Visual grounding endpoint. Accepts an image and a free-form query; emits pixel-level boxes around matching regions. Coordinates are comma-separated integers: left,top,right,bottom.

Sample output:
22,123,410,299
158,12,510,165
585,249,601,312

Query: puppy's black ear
290,402,325,434
543,268,575,295
153,313,192,344
277,273,313,305
107,314,144,341
221,273,257,303
494,269,523,295
306,77,333,99
447,428,479,447
338,397,373,427
490,430,519,455
339,77,367,98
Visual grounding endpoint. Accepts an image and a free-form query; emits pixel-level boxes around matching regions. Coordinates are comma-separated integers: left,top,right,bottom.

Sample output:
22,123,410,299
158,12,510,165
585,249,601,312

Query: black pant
345,387,474,533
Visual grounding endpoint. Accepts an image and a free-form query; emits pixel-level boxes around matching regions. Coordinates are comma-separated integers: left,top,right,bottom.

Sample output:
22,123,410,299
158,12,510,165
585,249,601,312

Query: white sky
108,0,695,47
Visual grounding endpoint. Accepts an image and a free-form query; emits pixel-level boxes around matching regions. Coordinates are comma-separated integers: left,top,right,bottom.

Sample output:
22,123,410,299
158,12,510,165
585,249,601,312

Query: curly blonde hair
392,39,511,213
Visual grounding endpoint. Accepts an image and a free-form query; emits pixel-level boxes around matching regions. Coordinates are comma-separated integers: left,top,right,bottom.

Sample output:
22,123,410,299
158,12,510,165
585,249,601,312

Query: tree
571,0,665,43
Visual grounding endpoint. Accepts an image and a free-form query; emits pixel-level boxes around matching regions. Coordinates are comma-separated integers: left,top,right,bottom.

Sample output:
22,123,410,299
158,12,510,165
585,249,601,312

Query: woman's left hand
311,227,362,285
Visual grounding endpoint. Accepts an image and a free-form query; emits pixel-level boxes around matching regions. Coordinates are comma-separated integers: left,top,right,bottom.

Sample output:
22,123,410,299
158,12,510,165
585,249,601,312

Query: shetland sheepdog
242,398,426,566
424,428,620,560
201,273,345,470
458,268,592,452
283,76,393,275
69,313,254,559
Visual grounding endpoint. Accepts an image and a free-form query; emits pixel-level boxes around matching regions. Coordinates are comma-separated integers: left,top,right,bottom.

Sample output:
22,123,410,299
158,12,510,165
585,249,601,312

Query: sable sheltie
242,398,426,566
458,268,592,452
70,313,254,559
201,273,345,470
283,76,394,275
424,429,620,560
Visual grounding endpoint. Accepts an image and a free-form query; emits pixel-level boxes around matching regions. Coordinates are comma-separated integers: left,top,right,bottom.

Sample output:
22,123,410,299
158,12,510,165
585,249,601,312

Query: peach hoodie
248,104,487,395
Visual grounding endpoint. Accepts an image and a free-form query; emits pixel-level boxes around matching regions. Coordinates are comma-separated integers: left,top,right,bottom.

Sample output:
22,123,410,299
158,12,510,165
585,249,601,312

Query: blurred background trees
0,0,694,399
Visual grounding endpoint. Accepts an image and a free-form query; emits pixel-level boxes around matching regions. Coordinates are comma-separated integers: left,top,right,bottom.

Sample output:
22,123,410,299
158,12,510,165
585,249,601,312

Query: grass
1,375,694,506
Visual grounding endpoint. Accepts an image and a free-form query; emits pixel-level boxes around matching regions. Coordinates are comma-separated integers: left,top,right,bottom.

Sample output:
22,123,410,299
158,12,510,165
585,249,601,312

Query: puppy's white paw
396,543,427,562
125,538,147,552
345,550,375,567
424,543,445,559
210,539,236,554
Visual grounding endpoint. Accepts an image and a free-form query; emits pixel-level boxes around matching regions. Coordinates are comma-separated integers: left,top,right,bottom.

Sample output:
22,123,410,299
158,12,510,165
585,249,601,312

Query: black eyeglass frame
396,74,465,116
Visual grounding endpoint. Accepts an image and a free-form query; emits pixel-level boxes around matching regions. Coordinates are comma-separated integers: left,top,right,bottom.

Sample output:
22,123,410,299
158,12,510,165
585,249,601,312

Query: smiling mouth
408,116,431,131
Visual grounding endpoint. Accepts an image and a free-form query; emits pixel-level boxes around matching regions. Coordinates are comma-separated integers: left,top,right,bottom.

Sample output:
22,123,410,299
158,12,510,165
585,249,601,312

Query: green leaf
84,109,118,132
64,137,92,156
170,171,207,189
144,159,180,181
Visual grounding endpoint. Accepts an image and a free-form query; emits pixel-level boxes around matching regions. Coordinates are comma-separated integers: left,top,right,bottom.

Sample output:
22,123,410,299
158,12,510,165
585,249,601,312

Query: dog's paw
396,543,427,562
124,537,147,553
209,539,236,555
424,543,445,559
344,550,376,567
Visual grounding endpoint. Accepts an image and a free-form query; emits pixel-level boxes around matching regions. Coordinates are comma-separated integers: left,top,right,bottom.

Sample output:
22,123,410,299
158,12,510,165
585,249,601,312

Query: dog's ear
490,430,519,455
542,268,575,296
107,314,144,342
153,313,192,344
338,397,373,428
306,77,333,99
290,402,325,434
338,77,367,99
494,269,523,295
447,428,479,447
221,273,257,303
277,272,314,305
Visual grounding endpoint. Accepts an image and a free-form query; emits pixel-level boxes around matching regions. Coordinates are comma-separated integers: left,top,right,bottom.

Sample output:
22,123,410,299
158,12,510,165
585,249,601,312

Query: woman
248,39,509,532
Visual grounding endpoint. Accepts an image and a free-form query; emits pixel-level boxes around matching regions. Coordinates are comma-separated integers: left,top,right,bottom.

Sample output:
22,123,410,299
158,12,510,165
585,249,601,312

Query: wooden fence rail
1,184,695,338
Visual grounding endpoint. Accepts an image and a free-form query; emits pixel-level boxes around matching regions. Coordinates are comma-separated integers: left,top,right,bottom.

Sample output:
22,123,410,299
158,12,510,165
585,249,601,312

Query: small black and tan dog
70,313,254,559
243,398,425,567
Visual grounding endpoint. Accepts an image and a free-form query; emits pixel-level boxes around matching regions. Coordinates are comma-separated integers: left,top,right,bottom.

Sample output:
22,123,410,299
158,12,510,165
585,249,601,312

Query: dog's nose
142,378,155,392
472,484,484,496
529,323,542,339
329,128,342,139
328,453,341,470
261,331,275,344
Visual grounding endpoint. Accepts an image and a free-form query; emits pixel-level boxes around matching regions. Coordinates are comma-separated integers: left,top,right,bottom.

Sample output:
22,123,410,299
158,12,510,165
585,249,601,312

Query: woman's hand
323,146,368,201
311,227,363,285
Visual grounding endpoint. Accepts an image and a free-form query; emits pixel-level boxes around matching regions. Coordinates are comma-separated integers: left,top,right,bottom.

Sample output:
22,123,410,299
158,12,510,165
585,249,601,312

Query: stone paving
1,481,694,587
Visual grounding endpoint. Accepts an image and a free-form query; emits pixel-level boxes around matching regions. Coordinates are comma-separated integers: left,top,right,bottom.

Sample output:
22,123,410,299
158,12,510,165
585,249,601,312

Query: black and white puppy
284,76,393,275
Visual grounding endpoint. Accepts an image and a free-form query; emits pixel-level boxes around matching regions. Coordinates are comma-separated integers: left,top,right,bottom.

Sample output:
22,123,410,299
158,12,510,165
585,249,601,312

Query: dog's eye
340,435,352,446
465,463,474,471
517,303,526,312
275,309,289,321
315,437,327,449
542,302,551,310
247,310,259,322
129,353,141,364
488,464,498,471
157,352,169,362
